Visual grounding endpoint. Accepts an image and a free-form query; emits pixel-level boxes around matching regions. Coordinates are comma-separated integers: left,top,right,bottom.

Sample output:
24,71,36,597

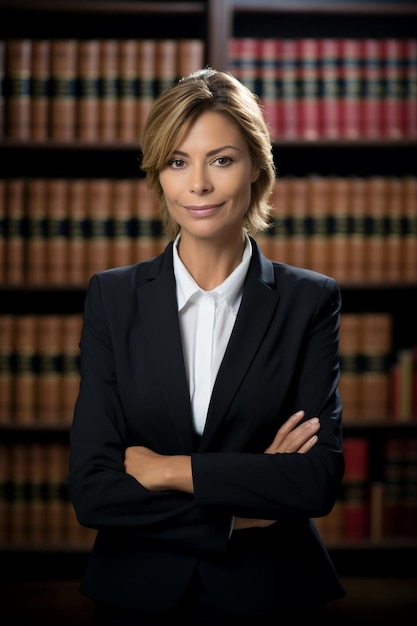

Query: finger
297,434,319,454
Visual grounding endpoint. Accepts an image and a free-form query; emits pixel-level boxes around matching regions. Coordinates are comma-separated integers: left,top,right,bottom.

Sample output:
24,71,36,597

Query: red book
381,38,407,139
342,437,370,541
340,39,361,139
280,38,300,139
259,39,280,140
319,38,342,139
404,39,417,138
361,39,383,138
298,38,320,139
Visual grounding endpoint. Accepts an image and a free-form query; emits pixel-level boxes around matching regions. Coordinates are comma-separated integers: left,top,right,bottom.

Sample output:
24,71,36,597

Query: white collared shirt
173,234,252,435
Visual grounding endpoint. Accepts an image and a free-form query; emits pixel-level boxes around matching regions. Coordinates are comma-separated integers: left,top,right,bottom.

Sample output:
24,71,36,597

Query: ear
251,165,261,183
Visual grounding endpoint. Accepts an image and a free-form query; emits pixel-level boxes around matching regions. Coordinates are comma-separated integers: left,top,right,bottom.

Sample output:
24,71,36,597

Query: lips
185,204,221,217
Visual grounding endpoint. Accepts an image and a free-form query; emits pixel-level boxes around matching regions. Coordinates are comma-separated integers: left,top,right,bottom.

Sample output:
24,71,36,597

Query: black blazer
66,238,346,615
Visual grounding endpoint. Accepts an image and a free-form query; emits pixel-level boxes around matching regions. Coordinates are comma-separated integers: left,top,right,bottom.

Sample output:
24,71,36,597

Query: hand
264,410,320,454
124,446,193,493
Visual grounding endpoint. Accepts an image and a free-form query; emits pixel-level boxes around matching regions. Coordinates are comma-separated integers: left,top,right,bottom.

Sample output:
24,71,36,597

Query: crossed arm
124,410,320,531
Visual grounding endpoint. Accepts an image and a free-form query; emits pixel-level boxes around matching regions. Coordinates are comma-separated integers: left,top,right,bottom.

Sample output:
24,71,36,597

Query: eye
212,156,233,167
168,158,185,169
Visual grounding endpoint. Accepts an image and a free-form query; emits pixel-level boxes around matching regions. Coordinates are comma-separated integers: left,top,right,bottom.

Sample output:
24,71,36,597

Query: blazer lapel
201,245,280,449
136,244,195,451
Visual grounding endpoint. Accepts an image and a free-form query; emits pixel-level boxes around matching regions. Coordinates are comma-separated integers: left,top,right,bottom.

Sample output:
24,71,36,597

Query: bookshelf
1,0,417,578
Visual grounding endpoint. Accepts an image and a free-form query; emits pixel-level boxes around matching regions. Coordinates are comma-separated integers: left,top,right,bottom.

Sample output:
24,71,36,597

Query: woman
66,68,345,624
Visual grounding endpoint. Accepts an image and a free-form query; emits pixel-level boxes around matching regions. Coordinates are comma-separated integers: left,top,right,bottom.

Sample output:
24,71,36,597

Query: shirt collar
173,233,252,314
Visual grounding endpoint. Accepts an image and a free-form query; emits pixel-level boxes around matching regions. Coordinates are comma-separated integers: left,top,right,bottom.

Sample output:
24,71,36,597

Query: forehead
175,111,247,152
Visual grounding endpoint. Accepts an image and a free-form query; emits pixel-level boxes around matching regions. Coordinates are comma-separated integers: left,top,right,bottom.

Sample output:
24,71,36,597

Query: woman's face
159,111,259,244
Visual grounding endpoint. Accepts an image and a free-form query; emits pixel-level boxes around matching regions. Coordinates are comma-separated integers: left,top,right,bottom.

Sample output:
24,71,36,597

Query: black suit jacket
66,238,346,615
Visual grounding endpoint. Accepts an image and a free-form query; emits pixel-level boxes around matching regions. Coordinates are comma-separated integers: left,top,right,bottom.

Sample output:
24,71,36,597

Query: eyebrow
171,145,241,158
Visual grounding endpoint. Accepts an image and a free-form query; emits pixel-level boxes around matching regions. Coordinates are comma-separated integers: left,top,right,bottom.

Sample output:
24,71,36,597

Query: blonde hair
140,68,276,240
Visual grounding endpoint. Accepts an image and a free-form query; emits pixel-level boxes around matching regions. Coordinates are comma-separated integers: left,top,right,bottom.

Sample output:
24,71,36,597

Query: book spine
280,39,300,139
364,176,386,282
61,314,82,423
384,176,403,282
0,178,5,283
340,39,362,139
305,174,331,275
37,315,63,423
4,39,32,140
286,177,308,267
111,179,134,267
30,39,51,141
0,40,5,140
328,176,350,282
319,38,342,139
401,176,417,282
339,313,361,422
359,313,393,421
342,437,370,541
347,178,366,282
381,38,406,139
136,39,156,141
25,178,48,284
85,179,113,278
67,178,88,284
118,39,138,142
77,39,101,141
155,39,178,95
50,39,78,141
299,38,320,139
9,443,30,545
0,314,15,424
13,315,38,424
404,39,417,138
99,39,119,142
362,39,383,138
259,39,281,140
132,179,165,262
45,178,69,283
5,178,26,285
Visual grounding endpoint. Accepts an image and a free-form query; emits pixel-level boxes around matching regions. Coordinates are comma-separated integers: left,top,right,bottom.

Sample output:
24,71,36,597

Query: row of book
0,441,96,548
229,38,417,140
0,437,415,548
1,38,204,142
0,314,82,425
0,178,168,285
314,437,417,543
1,175,416,285
0,312,415,425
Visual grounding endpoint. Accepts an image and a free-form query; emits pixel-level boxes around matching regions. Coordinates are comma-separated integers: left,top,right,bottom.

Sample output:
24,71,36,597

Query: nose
190,165,212,194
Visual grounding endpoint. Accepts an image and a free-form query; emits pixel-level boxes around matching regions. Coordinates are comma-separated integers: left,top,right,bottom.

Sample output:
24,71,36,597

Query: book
4,178,25,284
404,39,417,138
319,39,342,139
133,179,165,262
342,437,370,541
61,314,82,423
362,39,383,138
328,176,350,282
85,178,113,278
36,315,63,423
45,178,69,283
111,179,134,267
25,178,48,284
347,177,366,282
4,38,32,140
384,176,403,282
286,176,308,267
136,39,156,141
30,39,51,141
359,313,393,421
340,39,361,139
305,174,331,275
99,39,119,142
381,38,406,139
155,39,178,95
13,315,38,424
258,38,280,140
77,39,101,141
177,38,204,78
0,178,5,282
0,314,14,424
339,313,361,422
50,39,78,141
280,38,300,139
118,39,138,142
298,38,320,139
67,178,88,285
401,176,417,282
364,177,386,282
